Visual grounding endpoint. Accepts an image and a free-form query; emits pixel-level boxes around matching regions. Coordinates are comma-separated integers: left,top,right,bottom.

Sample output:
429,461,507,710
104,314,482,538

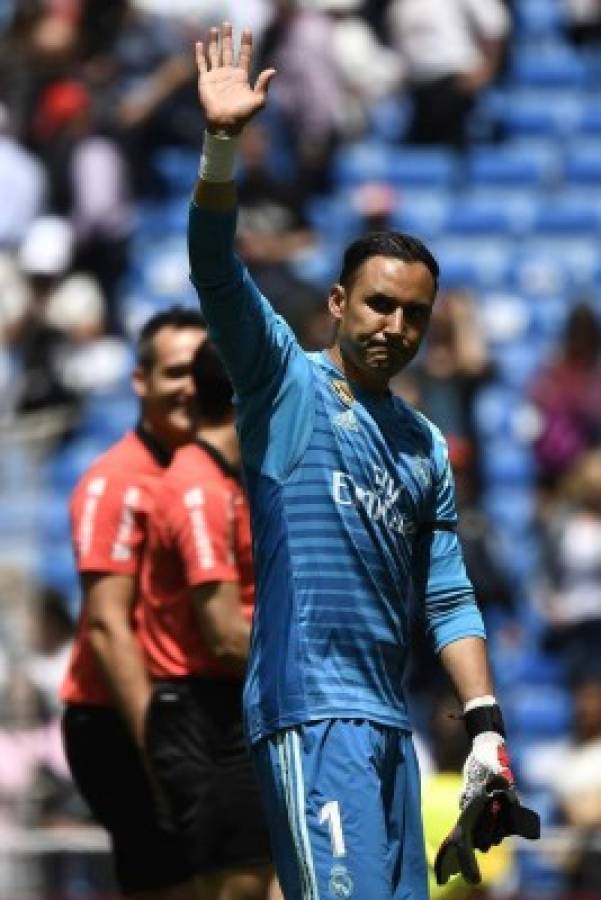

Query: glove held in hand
434,776,541,886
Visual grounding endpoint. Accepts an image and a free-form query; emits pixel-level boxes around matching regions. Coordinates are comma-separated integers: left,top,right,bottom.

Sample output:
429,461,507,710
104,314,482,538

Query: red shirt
139,442,254,679
60,430,169,705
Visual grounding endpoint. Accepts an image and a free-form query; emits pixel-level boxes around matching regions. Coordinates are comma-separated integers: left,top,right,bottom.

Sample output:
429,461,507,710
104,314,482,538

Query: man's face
329,255,436,390
133,325,206,449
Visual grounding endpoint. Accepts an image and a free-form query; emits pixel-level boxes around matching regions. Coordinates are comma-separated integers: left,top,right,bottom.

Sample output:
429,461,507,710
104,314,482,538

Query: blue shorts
252,719,428,900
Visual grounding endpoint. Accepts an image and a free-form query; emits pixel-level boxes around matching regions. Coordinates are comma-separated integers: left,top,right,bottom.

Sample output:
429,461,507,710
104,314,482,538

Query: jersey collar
194,438,242,484
135,422,172,468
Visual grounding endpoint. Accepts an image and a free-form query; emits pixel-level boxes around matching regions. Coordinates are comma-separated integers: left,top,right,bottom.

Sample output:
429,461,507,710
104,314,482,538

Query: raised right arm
189,24,314,479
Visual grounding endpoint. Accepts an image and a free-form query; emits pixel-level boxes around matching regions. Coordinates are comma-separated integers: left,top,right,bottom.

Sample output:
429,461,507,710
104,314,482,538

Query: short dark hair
136,306,206,370
339,231,439,295
192,340,233,423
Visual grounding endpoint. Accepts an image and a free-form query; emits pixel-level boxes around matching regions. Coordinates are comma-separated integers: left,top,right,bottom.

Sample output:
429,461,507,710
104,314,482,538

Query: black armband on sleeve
464,703,506,739
416,520,457,536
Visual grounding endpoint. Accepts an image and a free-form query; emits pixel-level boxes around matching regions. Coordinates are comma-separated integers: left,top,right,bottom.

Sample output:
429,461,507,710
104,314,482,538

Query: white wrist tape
463,695,496,713
199,130,239,183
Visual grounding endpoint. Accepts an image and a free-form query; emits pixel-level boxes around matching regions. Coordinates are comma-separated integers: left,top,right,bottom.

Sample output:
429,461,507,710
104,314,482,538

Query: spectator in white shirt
387,0,511,147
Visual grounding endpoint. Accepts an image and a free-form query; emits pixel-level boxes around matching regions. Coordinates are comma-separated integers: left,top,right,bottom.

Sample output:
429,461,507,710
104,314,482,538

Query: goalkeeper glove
434,697,540,886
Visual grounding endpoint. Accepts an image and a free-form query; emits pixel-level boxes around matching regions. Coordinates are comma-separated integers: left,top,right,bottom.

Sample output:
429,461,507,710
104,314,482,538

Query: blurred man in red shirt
61,306,206,900
140,340,274,900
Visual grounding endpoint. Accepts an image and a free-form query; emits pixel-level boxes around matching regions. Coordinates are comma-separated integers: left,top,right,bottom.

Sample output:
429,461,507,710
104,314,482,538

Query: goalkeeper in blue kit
188,23,539,899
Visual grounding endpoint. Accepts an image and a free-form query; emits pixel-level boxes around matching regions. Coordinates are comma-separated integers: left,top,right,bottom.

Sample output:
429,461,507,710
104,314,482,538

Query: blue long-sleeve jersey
188,202,485,745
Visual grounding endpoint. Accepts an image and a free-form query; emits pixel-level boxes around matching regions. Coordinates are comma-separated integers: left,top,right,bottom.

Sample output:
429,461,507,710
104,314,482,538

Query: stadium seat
518,236,599,289
289,241,340,289
563,140,601,184
390,193,449,239
305,193,363,244
479,291,533,345
368,95,409,144
483,486,535,532
509,47,588,89
0,493,38,537
386,148,459,188
332,142,458,189
498,90,584,138
494,339,549,388
37,490,71,543
481,440,535,486
507,252,570,297
44,438,111,493
505,685,573,739
78,393,137,443
36,542,79,615
444,184,546,235
517,841,567,895
474,384,522,440
433,236,513,289
531,196,601,234
153,147,202,195
513,0,565,39
580,96,601,135
465,144,559,187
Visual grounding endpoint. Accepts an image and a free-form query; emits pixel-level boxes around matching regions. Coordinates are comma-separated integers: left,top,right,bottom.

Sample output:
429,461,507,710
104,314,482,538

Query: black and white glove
435,697,540,886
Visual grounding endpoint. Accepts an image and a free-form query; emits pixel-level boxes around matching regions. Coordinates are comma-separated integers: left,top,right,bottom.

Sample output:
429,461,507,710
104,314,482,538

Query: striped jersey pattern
189,204,485,744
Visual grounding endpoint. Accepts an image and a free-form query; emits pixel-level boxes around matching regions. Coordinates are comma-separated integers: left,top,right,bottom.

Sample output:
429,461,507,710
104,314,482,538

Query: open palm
196,23,276,134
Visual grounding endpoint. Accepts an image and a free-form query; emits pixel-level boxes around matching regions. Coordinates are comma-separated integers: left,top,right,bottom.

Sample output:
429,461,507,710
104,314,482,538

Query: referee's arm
86,572,152,749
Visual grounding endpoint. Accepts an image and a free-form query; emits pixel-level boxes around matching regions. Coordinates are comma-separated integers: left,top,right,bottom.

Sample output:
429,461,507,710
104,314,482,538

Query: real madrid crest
330,378,354,407
329,864,354,898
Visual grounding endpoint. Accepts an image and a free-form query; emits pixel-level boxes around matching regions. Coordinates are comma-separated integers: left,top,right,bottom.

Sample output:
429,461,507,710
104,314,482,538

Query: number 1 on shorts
319,800,346,858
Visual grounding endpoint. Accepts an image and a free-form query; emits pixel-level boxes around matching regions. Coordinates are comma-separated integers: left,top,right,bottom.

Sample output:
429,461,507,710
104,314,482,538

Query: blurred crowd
1,0,601,897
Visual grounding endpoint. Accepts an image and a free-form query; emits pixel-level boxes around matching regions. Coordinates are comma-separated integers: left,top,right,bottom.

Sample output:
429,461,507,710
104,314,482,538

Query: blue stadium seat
368,95,410,144
443,195,518,236
509,47,588,89
78,393,137,444
498,90,584,138
492,339,547,389
564,140,601,184
530,297,568,343
153,147,201,195
44,438,111,493
37,490,71,543
433,236,513,289
333,142,458,189
466,144,559,188
289,241,340,290
474,384,520,440
481,440,535,486
518,236,599,289
492,646,566,692
390,193,449,239
483,486,535,532
333,141,398,187
513,0,565,38
386,148,459,188
507,252,570,297
516,845,566,895
137,237,199,306
531,196,601,234
0,493,38,537
505,685,573,739
580,96,601,134
306,193,363,244
36,543,79,615
479,290,533,347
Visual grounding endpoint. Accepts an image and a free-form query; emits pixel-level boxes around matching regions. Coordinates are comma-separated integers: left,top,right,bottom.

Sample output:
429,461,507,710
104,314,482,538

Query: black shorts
145,677,271,874
62,704,194,895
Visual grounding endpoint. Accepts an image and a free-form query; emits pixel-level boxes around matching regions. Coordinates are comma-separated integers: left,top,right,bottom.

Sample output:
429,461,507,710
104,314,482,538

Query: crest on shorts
330,378,354,407
329,864,354,898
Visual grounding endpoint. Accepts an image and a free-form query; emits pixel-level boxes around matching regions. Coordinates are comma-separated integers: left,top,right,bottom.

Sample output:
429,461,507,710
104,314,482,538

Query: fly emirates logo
332,466,414,536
